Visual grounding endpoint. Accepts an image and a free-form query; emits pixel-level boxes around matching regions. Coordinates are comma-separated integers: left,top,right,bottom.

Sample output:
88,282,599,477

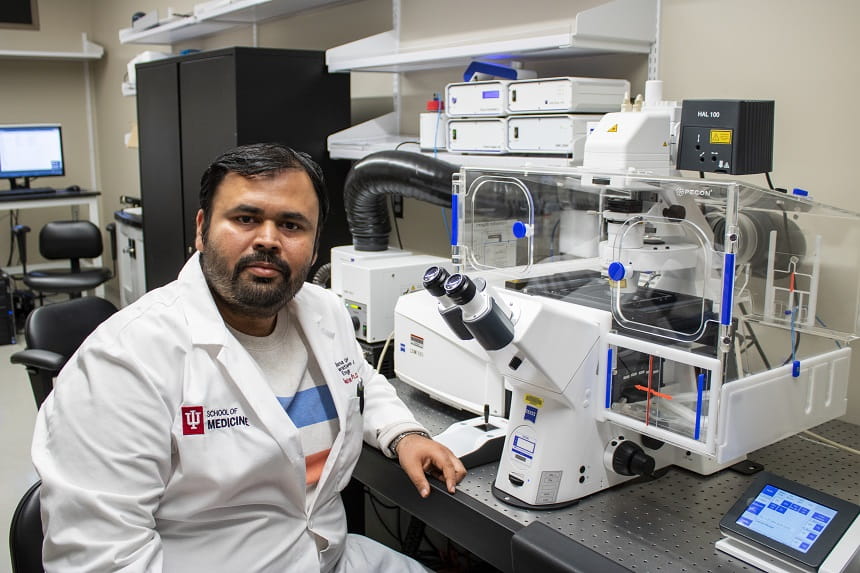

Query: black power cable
6,212,14,266
389,195,403,249
7,210,20,267
738,302,771,370
402,516,424,556
765,172,775,190
364,487,403,546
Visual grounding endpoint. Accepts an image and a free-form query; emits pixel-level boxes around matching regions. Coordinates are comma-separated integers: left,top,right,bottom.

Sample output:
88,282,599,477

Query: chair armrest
10,349,66,374
12,224,31,270
106,222,117,262
12,224,31,237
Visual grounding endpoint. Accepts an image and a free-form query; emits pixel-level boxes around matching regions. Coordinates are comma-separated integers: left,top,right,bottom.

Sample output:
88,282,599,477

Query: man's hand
395,435,467,498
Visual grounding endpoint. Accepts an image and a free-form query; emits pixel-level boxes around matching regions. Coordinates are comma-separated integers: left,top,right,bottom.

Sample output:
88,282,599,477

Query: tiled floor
1,338,40,570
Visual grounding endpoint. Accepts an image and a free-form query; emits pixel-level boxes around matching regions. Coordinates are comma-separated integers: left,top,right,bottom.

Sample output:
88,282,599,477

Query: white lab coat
32,253,427,573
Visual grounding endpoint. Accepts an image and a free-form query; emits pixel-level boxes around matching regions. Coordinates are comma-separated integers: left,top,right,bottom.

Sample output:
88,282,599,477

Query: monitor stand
9,176,31,189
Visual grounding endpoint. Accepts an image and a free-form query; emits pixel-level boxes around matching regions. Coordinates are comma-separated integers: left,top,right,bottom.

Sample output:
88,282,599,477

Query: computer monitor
0,124,65,189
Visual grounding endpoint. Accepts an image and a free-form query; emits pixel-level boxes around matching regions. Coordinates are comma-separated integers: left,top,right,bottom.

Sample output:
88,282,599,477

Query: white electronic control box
445,80,508,117
447,118,506,154
507,77,630,114
330,245,412,297
337,252,453,343
507,114,597,156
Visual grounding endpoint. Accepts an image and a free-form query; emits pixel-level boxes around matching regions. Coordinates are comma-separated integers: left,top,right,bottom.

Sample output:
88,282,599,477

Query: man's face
195,170,319,320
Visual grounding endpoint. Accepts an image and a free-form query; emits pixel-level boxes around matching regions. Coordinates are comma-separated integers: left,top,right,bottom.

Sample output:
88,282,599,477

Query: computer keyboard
0,187,57,199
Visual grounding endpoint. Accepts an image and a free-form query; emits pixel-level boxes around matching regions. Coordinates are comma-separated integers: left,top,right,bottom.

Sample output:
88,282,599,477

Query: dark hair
198,143,329,241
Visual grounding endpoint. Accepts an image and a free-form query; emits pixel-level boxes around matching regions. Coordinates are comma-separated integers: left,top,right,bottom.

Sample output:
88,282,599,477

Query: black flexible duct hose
311,262,332,288
344,151,457,251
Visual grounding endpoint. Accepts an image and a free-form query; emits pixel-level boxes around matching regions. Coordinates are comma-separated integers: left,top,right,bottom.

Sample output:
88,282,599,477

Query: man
32,143,466,572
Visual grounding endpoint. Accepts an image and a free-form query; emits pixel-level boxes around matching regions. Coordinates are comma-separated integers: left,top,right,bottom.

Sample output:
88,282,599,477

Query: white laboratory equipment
403,164,860,509
717,471,860,572
113,206,146,307
581,79,682,175
419,97,448,152
447,118,507,154
506,114,596,156
329,245,452,343
445,80,509,117
506,77,630,114
395,286,508,417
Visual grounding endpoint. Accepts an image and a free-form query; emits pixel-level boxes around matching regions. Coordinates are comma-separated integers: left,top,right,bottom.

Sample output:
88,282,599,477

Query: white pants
333,534,430,573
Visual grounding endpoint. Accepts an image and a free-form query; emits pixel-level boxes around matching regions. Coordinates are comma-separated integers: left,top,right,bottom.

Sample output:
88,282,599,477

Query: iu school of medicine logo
182,406,205,435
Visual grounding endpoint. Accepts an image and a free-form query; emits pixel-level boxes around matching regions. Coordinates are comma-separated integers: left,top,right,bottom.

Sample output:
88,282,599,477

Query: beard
200,240,311,319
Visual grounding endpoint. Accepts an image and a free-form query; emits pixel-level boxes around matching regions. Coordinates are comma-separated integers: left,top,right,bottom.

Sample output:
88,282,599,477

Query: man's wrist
388,430,431,457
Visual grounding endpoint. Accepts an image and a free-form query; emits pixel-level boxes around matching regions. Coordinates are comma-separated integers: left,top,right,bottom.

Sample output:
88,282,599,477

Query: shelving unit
326,0,656,73
0,34,104,61
119,0,350,45
326,0,658,164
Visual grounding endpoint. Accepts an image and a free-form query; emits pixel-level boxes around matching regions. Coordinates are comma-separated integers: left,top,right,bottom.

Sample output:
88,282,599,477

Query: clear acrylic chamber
452,167,860,459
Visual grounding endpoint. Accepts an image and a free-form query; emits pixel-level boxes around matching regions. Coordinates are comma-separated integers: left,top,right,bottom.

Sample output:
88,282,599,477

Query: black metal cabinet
136,47,352,290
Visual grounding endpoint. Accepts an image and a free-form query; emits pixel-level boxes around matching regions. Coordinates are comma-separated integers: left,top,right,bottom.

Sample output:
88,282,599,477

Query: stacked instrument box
444,77,630,158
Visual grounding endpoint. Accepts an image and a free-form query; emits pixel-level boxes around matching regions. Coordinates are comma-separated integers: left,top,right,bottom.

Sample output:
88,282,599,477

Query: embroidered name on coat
335,356,360,385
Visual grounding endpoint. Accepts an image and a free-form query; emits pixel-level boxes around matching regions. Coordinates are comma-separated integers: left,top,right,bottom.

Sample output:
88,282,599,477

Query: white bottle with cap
420,95,448,152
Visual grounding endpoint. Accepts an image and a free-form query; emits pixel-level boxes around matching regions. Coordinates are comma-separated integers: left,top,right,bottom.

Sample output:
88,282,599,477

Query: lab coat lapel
292,294,351,427
291,293,358,500
179,254,305,472
214,336,305,462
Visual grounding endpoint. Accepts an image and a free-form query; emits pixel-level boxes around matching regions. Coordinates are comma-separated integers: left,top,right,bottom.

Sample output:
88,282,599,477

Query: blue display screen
736,484,838,554
482,90,500,99
511,434,535,461
0,124,64,179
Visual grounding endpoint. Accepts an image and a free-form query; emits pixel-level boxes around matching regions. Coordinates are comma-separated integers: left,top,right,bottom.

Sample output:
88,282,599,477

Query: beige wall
660,0,859,201
0,0,94,52
1,0,859,421
0,0,97,269
0,0,391,294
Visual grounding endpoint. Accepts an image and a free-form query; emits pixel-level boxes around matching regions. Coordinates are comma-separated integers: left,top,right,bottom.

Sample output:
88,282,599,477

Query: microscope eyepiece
444,273,477,305
445,272,513,350
422,266,450,297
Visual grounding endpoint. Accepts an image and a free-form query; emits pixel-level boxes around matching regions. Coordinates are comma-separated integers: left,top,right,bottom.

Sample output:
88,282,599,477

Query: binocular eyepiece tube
422,266,473,340
423,270,514,352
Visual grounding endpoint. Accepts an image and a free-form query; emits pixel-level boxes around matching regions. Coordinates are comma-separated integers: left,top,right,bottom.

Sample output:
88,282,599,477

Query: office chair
13,220,113,300
10,296,117,408
9,481,43,573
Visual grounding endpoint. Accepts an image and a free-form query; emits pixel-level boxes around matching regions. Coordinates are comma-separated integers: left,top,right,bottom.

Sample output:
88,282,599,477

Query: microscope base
492,483,580,510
